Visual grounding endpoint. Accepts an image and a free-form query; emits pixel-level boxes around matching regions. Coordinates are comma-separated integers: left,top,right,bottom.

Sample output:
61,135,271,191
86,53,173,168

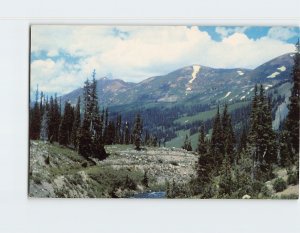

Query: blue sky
30,25,299,96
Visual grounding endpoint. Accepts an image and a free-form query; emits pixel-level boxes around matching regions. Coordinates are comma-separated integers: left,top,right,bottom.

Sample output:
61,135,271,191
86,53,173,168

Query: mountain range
61,53,294,108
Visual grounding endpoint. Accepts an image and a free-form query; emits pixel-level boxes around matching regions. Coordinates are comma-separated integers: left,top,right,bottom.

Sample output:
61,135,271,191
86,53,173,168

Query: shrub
170,161,179,166
287,172,299,185
45,155,50,165
252,180,264,194
255,184,272,199
273,178,287,192
142,171,149,187
81,161,88,168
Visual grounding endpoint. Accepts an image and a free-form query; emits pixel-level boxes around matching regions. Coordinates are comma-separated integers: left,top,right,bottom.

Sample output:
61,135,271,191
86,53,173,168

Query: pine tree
49,94,61,142
115,114,122,144
182,134,192,151
133,113,143,150
197,125,207,155
78,71,107,159
40,106,49,141
222,104,236,163
124,121,130,144
58,101,74,146
218,156,234,197
71,96,81,149
247,84,277,180
238,127,247,155
30,86,41,140
78,117,92,157
103,108,109,143
285,40,300,160
105,121,115,145
144,130,150,146
196,151,213,187
278,130,293,166
211,105,224,168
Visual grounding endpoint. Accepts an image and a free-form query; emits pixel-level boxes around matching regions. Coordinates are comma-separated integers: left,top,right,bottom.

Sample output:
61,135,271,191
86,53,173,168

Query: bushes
287,171,299,185
88,167,143,197
273,178,287,192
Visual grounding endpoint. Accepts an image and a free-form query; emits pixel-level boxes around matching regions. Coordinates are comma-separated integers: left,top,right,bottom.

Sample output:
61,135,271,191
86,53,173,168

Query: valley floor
28,140,298,199
28,140,197,198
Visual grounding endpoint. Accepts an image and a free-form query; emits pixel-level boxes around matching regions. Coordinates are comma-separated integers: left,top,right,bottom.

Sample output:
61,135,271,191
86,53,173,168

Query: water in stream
132,191,166,198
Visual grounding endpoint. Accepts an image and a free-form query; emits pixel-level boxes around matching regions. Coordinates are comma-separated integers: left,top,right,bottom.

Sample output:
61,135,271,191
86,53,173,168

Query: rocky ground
103,144,198,184
28,140,298,199
28,141,197,198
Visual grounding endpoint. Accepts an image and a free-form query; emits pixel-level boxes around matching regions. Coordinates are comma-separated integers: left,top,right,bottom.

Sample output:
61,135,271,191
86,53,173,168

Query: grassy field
166,101,249,149
174,101,250,125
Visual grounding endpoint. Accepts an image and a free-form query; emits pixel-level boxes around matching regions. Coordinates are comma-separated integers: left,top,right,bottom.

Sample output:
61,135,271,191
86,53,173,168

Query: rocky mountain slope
60,53,294,107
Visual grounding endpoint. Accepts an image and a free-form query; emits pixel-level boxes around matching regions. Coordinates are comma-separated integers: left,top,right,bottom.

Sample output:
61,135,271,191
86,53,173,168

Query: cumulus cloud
267,27,298,41
30,25,297,96
215,26,249,38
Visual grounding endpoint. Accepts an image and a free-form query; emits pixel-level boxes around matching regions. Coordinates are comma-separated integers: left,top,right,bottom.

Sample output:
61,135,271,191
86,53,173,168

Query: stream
132,191,166,198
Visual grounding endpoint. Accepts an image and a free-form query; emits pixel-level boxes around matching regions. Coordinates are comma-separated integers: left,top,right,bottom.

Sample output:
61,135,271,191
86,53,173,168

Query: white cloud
215,26,249,38
30,25,296,95
267,27,298,41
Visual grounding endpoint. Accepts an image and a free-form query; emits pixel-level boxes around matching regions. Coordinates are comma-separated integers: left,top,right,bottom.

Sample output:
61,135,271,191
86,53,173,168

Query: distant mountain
248,53,294,83
61,77,134,106
61,53,294,108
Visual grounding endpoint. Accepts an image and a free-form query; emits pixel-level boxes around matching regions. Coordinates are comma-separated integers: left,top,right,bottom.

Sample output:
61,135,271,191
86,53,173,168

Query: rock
242,194,251,199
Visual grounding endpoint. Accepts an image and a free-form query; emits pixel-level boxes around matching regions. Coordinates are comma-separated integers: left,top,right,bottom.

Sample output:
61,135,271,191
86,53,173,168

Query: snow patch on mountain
265,84,273,90
240,96,245,100
277,66,286,72
186,65,201,92
237,70,244,76
185,65,201,95
267,71,280,78
189,65,201,84
223,91,231,98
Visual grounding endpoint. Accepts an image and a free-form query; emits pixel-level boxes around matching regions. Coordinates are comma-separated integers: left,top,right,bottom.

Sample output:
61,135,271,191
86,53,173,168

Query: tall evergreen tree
105,121,115,145
247,84,276,180
124,121,131,144
211,105,224,168
30,86,41,140
222,104,236,164
218,156,234,197
78,71,107,159
40,100,49,141
71,96,81,149
133,113,143,150
103,108,109,143
182,134,192,151
115,114,122,144
237,127,248,162
58,101,74,146
48,94,61,142
197,125,207,155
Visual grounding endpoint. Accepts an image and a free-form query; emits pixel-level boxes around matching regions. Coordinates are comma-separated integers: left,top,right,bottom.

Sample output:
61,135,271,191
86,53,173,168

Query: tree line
29,70,158,159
